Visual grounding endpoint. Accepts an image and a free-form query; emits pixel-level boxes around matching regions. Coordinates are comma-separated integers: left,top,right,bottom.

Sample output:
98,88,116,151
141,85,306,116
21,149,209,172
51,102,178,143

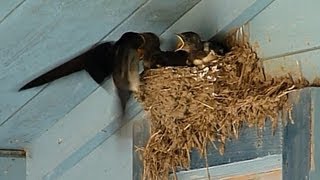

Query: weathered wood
262,48,320,83
59,120,137,180
190,120,281,169
310,88,320,180
0,0,200,149
249,0,320,59
283,89,312,180
211,0,275,42
132,0,282,178
132,114,149,180
0,0,146,125
160,0,271,50
0,0,24,23
0,156,26,180
174,155,281,180
22,0,202,179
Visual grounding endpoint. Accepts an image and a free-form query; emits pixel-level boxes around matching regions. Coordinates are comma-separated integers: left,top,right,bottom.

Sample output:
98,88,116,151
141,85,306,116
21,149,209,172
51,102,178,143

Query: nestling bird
18,41,116,91
175,31,229,66
139,32,189,70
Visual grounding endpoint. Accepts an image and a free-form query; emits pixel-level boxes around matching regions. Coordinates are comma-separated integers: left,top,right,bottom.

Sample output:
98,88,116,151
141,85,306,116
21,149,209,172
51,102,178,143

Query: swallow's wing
19,55,86,91
84,42,115,84
19,42,114,91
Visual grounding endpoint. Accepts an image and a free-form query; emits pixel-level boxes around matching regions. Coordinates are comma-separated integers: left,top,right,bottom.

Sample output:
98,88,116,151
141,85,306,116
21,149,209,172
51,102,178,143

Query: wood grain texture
221,169,281,180
0,0,200,149
160,0,269,50
190,120,282,169
133,1,281,178
310,88,320,180
249,0,320,59
174,155,281,180
0,0,24,23
0,156,26,180
0,0,147,126
58,120,136,180
21,0,201,179
283,89,312,180
262,48,320,84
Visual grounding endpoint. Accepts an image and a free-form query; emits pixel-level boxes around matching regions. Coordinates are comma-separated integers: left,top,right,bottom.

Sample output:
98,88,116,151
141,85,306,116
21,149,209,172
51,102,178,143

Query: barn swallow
175,32,206,65
175,31,229,66
175,31,229,55
139,32,189,70
112,32,145,115
19,41,115,91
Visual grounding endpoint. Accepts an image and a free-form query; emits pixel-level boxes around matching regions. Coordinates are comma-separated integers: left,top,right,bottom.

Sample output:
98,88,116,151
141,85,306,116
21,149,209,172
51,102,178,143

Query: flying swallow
19,41,115,91
112,32,145,115
139,32,189,70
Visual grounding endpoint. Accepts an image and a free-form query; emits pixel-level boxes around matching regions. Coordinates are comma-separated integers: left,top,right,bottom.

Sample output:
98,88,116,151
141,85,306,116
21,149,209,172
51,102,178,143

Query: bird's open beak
175,33,185,51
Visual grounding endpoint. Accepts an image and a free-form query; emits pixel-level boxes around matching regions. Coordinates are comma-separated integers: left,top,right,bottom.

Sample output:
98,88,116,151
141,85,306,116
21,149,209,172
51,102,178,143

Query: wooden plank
249,0,320,59
132,114,149,180
222,170,281,180
23,0,202,179
0,0,24,23
58,121,136,180
0,0,200,149
283,89,312,180
211,0,275,42
0,156,26,180
0,72,98,148
0,0,146,125
262,48,320,83
132,0,281,177
174,155,281,180
310,88,320,180
190,120,281,169
160,0,273,50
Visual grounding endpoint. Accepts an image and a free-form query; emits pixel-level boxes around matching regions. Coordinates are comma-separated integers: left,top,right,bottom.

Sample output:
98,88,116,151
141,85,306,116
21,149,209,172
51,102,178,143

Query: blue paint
0,156,26,180
175,155,281,179
212,0,275,41
191,120,281,169
22,0,204,179
0,0,24,23
249,0,320,59
310,88,320,179
0,72,98,149
0,0,146,133
160,0,262,50
283,89,312,180
262,48,320,83
43,101,142,180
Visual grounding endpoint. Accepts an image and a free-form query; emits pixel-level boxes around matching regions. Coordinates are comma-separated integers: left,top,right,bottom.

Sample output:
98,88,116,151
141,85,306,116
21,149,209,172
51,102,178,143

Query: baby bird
175,31,228,67
140,32,189,70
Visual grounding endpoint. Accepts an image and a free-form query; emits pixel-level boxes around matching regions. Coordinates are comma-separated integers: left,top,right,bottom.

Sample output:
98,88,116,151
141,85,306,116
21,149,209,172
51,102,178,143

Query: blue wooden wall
0,0,320,179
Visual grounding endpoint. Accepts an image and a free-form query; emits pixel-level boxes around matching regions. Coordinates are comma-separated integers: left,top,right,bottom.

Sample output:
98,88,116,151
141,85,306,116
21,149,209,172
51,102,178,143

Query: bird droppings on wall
133,28,319,180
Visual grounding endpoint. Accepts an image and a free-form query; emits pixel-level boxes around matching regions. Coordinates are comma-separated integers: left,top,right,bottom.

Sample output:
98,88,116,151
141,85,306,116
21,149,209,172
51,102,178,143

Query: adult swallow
139,32,189,70
19,41,115,91
112,32,145,115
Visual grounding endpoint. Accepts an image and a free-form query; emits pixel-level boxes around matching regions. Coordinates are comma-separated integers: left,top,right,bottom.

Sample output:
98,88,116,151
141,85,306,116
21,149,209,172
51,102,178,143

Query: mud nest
134,35,311,180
